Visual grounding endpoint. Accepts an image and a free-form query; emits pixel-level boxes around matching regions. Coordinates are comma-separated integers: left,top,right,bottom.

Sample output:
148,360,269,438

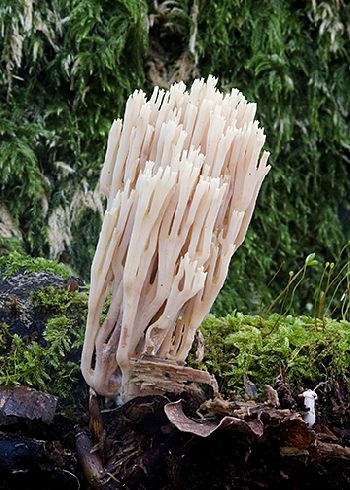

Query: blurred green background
1,0,349,315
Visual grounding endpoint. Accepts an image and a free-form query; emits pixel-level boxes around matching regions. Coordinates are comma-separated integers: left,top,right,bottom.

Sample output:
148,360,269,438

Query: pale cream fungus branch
81,76,271,403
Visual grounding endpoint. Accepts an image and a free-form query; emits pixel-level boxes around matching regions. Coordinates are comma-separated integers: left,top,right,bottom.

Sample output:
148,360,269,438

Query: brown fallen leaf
164,399,264,438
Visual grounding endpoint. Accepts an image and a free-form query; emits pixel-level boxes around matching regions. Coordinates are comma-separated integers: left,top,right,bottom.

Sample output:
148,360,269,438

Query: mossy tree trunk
1,0,350,313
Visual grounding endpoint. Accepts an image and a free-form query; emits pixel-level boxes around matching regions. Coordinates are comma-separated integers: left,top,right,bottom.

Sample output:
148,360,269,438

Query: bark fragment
0,386,57,425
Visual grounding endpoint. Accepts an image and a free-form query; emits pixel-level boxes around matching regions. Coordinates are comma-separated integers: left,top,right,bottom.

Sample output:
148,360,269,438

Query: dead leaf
164,399,264,438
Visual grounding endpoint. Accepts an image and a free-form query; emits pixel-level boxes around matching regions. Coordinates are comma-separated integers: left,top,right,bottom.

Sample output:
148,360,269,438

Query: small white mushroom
300,389,318,427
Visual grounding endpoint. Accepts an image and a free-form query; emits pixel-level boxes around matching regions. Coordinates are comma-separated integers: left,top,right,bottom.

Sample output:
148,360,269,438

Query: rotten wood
128,357,218,399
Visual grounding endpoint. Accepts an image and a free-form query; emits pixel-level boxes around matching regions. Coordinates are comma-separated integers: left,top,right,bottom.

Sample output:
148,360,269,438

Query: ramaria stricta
81,76,270,403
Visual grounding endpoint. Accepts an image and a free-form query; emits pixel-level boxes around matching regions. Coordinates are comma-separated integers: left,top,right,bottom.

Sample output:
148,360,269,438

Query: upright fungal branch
81,76,271,402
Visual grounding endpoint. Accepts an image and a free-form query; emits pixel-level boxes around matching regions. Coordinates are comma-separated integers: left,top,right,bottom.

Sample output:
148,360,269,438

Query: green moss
195,313,350,395
70,208,101,281
0,280,88,412
196,0,350,315
0,252,71,279
31,285,88,314
0,322,10,350
0,332,50,389
0,317,84,399
1,0,148,265
1,1,350,314
44,315,85,354
0,237,24,255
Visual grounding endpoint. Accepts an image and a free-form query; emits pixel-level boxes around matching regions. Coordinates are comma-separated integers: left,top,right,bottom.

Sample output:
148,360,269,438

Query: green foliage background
1,0,350,314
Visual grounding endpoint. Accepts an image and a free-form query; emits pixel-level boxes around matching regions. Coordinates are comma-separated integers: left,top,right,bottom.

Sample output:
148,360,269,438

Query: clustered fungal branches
81,76,270,403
